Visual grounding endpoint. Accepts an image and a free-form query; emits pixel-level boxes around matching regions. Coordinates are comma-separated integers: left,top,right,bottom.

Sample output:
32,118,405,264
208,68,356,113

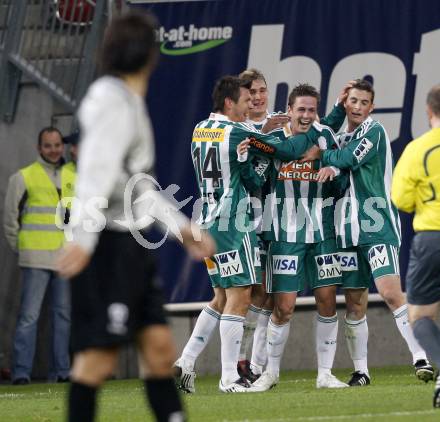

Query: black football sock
144,377,186,422
68,382,98,422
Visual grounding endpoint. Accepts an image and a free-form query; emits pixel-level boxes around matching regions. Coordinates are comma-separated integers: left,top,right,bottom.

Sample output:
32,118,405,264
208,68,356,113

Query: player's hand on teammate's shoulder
261,113,290,133
56,242,91,279
180,224,216,260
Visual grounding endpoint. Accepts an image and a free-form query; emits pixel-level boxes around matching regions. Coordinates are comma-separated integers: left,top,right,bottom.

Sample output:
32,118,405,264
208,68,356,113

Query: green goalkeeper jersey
320,116,401,248
262,122,346,243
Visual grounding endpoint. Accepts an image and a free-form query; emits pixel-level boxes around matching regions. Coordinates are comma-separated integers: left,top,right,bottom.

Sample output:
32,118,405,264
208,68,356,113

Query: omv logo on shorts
368,244,389,270
315,254,342,280
272,255,298,275
157,25,233,56
214,249,243,278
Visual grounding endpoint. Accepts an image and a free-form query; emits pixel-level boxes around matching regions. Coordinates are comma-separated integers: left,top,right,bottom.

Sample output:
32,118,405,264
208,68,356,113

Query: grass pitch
0,366,438,421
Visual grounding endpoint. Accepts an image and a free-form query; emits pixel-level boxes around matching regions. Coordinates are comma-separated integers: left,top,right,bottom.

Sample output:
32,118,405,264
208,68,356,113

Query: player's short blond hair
238,68,267,86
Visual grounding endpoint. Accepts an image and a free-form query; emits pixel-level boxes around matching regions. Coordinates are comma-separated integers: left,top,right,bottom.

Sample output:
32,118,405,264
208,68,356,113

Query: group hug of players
174,69,435,393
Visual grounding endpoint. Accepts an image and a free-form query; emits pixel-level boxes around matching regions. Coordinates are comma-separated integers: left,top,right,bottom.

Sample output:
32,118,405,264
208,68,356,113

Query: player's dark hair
427,84,440,116
99,12,159,76
288,83,320,107
38,126,63,146
239,68,267,86
351,79,375,103
212,76,252,113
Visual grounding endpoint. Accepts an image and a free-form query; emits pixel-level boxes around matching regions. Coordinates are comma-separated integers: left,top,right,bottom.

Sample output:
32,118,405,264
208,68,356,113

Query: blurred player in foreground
56,12,215,422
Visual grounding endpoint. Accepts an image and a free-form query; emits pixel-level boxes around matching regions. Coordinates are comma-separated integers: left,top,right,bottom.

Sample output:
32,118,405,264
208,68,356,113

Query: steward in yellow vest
4,129,75,269
3,126,75,384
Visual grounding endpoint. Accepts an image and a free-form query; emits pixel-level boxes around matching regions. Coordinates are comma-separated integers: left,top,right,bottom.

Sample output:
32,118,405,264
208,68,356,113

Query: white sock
219,314,245,385
239,304,261,361
180,306,220,370
393,304,427,364
250,308,271,374
345,316,369,376
266,318,290,378
316,314,338,377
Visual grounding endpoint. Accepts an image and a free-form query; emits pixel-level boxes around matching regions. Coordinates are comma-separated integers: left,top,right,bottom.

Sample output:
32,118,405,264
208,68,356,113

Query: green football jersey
244,103,347,242
245,112,275,235
191,112,296,229
320,117,401,247
262,122,344,243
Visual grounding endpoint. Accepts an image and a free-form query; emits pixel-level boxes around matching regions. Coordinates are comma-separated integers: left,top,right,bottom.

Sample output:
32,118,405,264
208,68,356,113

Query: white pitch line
278,373,415,385
0,391,62,399
296,410,437,420
222,409,437,422
0,393,25,399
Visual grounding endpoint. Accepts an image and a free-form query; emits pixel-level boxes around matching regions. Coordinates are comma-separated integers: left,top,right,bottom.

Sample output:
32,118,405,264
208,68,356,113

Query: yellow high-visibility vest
18,161,76,251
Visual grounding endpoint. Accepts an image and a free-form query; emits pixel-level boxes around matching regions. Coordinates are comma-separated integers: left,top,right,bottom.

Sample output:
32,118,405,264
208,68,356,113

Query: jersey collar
209,112,230,121
344,116,374,135
247,110,270,127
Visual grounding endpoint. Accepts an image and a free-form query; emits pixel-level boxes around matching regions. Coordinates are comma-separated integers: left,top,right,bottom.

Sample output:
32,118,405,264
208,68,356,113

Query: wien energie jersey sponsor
321,117,401,247
265,122,342,243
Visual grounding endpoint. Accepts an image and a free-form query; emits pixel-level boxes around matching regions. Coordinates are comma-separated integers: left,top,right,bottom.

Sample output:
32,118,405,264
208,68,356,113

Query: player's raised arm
301,121,381,170
243,130,309,162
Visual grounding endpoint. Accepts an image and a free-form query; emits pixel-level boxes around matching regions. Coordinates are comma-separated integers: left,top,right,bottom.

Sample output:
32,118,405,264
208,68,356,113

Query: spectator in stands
392,84,440,407
3,126,72,384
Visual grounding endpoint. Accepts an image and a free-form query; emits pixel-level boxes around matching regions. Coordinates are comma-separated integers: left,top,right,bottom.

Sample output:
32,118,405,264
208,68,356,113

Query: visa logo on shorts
204,257,219,275
368,244,389,270
215,249,243,278
315,254,342,280
339,252,358,271
192,128,225,142
272,255,298,275
353,138,373,163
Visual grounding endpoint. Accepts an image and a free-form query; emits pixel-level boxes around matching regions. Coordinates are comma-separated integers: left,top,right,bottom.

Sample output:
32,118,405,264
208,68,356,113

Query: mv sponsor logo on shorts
214,250,243,277
353,138,373,163
339,252,358,271
315,254,342,280
272,255,298,275
368,244,389,270
204,257,219,275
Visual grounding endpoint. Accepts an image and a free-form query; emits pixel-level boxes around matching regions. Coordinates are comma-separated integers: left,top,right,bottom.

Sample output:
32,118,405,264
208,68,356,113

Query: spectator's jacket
3,156,74,270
